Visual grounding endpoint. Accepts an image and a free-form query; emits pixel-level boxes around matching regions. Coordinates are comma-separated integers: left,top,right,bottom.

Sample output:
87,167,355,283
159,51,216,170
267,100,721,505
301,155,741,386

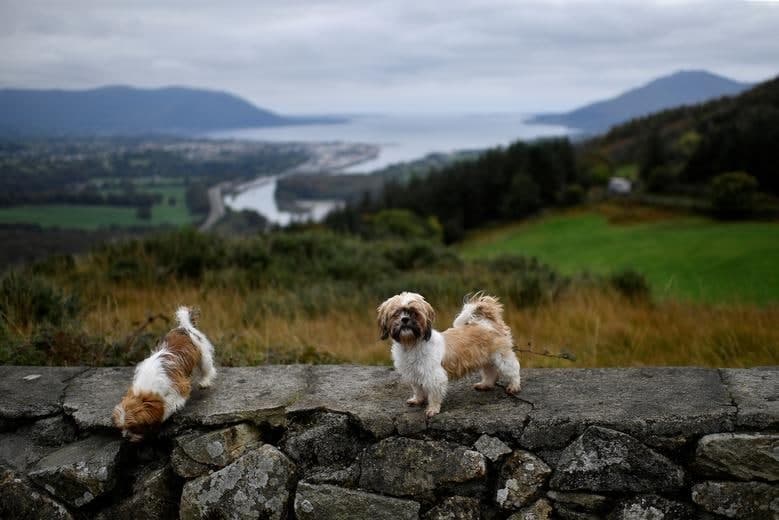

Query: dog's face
112,391,164,442
377,292,435,348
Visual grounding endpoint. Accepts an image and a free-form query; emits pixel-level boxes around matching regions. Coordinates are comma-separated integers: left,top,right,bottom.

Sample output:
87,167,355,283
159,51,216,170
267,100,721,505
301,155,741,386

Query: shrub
562,184,585,206
646,165,678,193
0,272,80,330
609,269,651,301
710,171,759,219
364,209,443,242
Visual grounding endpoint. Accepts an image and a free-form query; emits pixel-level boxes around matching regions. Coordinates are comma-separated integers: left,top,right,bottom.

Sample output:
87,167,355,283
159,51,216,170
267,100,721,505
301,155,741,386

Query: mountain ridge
0,85,344,136
527,70,752,134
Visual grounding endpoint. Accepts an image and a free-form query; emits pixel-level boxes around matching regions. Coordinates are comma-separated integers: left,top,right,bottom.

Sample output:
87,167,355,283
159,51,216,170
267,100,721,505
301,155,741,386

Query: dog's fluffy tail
452,292,510,335
175,306,200,330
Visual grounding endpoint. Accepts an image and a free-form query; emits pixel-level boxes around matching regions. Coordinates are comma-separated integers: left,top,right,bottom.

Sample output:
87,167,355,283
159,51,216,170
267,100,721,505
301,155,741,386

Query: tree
710,171,758,219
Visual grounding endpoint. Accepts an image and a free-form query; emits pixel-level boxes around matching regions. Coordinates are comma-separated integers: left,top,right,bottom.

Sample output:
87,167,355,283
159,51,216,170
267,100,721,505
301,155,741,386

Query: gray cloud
0,0,777,113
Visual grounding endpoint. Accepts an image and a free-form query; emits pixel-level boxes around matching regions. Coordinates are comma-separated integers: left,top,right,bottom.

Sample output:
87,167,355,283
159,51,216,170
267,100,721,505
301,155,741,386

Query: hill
528,70,751,134
0,86,342,136
583,73,779,196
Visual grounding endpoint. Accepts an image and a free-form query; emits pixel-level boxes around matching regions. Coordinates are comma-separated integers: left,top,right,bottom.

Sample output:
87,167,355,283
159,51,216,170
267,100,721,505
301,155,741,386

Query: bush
609,269,651,301
364,209,443,242
646,165,678,193
710,171,759,219
0,272,80,329
562,184,585,206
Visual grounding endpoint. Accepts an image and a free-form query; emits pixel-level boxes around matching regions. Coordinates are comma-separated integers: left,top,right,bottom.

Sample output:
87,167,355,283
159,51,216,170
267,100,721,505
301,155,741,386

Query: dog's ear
376,299,392,340
419,298,435,341
423,325,433,341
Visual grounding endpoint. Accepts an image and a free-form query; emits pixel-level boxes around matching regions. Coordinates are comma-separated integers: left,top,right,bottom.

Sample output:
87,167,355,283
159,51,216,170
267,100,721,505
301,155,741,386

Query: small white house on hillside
608,177,632,194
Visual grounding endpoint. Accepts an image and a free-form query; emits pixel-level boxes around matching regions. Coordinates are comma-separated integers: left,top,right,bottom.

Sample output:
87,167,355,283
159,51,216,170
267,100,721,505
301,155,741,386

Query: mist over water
209,112,572,172
212,112,573,223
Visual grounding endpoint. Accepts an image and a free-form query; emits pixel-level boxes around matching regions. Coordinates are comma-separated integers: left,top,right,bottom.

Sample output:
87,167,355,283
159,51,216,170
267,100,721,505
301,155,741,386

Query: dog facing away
113,306,217,441
378,291,521,418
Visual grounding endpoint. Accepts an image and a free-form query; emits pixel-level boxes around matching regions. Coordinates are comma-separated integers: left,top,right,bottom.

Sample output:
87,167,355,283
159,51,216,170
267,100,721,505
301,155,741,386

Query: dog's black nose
401,316,410,324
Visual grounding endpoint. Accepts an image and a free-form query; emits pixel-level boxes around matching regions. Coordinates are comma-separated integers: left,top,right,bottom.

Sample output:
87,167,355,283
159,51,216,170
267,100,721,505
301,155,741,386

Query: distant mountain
528,70,751,134
0,86,344,136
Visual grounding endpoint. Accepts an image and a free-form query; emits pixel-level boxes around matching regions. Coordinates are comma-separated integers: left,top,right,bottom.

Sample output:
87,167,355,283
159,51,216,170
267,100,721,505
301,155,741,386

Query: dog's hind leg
188,331,217,389
494,351,521,394
473,365,498,391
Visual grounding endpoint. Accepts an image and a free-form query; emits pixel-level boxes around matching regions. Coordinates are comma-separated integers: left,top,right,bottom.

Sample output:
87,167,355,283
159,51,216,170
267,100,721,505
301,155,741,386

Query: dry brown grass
79,284,779,368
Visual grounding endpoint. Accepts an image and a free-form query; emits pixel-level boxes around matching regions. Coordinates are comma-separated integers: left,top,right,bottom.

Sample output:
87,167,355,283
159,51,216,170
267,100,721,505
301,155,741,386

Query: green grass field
460,210,779,304
0,183,197,229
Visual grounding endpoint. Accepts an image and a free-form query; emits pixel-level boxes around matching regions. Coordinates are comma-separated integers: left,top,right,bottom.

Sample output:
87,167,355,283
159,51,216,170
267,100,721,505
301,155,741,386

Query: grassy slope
460,209,779,304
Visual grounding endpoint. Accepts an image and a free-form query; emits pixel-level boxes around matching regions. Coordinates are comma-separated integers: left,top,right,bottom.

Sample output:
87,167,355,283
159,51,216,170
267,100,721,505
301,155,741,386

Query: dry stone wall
0,365,777,519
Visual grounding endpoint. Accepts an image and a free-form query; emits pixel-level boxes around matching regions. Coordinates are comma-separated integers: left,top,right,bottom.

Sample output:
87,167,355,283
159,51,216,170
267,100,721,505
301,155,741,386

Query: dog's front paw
473,382,495,391
425,406,440,419
406,397,425,406
199,379,214,389
505,383,521,395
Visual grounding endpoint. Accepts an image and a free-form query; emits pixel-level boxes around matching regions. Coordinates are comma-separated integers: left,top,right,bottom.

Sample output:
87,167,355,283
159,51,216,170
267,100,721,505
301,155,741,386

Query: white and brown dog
378,291,521,418
112,306,217,441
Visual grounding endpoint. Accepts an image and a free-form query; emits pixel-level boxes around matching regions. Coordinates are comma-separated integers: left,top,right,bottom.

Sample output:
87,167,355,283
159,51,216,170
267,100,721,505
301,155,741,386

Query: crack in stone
716,368,740,425
58,367,92,417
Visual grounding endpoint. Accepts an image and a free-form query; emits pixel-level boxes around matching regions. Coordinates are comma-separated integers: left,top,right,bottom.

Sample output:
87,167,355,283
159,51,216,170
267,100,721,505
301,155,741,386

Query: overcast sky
1,0,777,114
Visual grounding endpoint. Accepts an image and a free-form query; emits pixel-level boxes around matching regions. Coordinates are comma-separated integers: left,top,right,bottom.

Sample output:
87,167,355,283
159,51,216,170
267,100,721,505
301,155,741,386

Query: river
210,113,572,224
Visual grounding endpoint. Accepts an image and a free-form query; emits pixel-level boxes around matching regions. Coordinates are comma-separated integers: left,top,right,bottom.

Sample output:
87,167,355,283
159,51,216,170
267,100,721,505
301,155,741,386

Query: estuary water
210,113,572,224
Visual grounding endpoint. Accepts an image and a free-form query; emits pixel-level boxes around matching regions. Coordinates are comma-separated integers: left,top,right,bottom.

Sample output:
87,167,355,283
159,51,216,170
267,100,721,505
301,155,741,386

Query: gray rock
287,365,418,438
692,480,779,520
0,470,73,520
28,436,122,508
546,490,608,512
303,463,360,487
507,498,553,520
283,412,367,471
553,504,601,520
179,444,296,520
171,444,211,478
171,423,261,477
0,430,60,472
474,434,512,461
422,496,480,520
27,415,77,447
695,432,779,481
550,426,686,493
62,367,133,430
176,365,309,428
63,366,309,432
721,367,779,429
518,368,734,450
496,450,552,509
425,378,532,443
0,366,86,428
608,495,695,520
95,464,178,520
294,482,420,520
359,437,486,498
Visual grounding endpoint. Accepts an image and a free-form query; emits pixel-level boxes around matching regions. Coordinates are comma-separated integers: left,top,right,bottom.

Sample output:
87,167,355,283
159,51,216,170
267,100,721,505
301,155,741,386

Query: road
199,182,229,231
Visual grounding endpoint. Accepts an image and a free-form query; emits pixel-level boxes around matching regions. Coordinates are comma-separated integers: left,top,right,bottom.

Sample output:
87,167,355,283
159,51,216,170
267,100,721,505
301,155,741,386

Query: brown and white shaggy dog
378,291,521,418
112,306,216,441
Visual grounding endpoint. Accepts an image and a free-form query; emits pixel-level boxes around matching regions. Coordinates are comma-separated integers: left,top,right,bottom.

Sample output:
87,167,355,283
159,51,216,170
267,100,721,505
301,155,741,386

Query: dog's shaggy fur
378,292,520,418
112,306,216,441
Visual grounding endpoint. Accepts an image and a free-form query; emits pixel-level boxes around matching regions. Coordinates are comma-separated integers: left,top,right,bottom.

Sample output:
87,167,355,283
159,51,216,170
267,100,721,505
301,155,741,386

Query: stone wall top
1,366,776,446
